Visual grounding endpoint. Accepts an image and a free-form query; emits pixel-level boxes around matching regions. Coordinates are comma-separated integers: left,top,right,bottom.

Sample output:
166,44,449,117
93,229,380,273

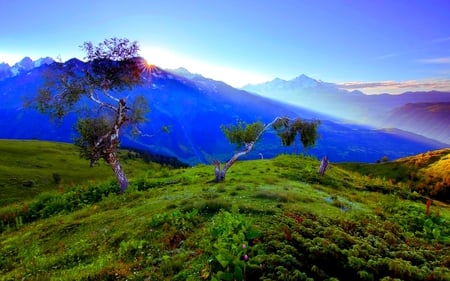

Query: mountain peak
291,74,319,87
0,56,55,81
167,67,204,80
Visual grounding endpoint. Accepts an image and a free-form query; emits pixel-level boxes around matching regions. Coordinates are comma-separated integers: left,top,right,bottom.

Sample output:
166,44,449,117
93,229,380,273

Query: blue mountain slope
0,60,446,165
244,76,450,144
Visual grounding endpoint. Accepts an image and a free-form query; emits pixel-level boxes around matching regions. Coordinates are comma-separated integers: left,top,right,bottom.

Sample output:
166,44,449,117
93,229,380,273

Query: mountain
0,56,54,81
0,60,447,165
243,76,450,144
382,102,450,144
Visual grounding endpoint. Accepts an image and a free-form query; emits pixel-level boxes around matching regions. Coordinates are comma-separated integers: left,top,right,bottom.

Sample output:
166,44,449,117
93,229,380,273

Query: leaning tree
35,38,150,193
213,117,320,182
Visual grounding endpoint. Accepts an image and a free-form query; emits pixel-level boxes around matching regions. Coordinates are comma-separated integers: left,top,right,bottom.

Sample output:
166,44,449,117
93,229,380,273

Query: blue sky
1,0,450,94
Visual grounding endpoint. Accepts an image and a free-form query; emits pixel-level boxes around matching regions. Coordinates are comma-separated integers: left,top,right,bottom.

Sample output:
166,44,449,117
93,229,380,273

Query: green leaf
234,265,244,280
216,254,230,268
218,271,234,281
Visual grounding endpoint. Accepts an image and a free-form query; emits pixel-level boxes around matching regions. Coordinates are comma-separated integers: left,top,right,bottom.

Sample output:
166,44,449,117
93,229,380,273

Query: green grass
1,141,450,280
337,148,450,202
0,139,156,206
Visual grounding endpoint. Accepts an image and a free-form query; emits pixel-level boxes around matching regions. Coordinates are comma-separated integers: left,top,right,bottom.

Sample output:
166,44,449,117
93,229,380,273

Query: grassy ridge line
0,139,154,206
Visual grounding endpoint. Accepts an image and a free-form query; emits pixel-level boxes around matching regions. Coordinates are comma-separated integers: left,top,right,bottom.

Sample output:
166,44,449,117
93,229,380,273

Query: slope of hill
0,140,163,206
1,143,449,280
338,148,450,202
0,60,447,165
243,76,450,144
382,102,450,144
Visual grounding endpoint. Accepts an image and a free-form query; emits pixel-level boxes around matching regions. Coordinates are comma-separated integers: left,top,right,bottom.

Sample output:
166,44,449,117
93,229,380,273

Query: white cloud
337,79,450,94
431,36,450,43
419,57,450,64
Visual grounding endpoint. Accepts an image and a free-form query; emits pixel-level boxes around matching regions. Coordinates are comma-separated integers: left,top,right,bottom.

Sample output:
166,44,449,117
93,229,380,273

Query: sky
1,0,450,94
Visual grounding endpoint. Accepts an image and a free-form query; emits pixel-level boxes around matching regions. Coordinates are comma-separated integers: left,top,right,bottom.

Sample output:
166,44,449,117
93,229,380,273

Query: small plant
52,172,62,184
205,209,261,281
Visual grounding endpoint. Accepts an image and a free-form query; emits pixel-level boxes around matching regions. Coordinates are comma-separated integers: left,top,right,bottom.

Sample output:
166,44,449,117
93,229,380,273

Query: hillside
338,148,450,202
243,77,450,145
0,139,161,206
1,141,449,280
382,102,450,145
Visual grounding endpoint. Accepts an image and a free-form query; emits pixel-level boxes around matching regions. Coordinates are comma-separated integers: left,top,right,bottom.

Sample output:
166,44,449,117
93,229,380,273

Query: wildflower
242,244,246,249
244,254,248,261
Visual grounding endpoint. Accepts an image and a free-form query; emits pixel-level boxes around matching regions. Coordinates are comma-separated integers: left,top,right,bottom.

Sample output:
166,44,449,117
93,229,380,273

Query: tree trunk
91,99,130,192
213,142,255,182
105,151,129,193
213,161,226,182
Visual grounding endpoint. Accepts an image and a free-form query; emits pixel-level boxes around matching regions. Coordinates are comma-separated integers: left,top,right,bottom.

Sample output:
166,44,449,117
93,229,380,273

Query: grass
1,140,450,280
337,148,450,202
0,139,156,206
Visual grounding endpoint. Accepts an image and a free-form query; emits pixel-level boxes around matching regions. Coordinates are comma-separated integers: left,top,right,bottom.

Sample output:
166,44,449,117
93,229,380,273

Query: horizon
1,0,450,94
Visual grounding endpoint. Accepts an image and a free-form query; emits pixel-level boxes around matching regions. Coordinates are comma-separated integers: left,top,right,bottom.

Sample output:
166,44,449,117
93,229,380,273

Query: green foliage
337,148,450,202
74,116,111,160
221,120,264,148
272,117,320,151
32,38,149,190
206,209,262,281
81,37,140,61
0,140,153,206
1,152,450,280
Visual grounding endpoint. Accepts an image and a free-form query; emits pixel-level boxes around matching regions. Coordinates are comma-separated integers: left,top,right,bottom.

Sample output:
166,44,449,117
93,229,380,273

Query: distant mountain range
243,76,450,144
0,57,447,165
0,57,54,81
382,102,450,144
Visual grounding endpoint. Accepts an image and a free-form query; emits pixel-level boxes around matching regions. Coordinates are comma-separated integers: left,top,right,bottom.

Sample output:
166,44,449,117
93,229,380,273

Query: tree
213,117,320,182
272,117,320,152
35,38,149,193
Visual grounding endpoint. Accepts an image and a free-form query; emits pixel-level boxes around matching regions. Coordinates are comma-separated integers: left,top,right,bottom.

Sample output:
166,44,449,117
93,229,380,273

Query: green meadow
1,140,449,280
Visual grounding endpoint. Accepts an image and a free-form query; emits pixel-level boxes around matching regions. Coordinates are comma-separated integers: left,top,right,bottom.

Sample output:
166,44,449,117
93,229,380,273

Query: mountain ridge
0,58,447,164
0,56,54,81
243,76,450,144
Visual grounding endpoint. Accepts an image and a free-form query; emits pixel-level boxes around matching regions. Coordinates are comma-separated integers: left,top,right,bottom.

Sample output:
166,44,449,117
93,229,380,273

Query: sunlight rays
140,46,270,87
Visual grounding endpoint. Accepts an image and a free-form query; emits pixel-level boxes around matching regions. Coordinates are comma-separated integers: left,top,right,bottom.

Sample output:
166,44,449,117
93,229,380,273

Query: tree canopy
272,117,320,151
214,117,320,182
35,38,149,192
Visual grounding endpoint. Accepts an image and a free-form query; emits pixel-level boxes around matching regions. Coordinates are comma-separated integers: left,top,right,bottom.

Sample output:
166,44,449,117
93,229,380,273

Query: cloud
337,79,450,94
431,36,450,43
419,57,450,64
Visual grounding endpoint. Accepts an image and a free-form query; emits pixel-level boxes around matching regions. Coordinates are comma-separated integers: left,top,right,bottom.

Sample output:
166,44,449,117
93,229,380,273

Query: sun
140,47,187,70
138,58,157,74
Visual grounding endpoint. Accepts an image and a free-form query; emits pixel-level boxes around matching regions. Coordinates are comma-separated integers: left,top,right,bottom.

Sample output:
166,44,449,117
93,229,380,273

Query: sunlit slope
0,139,155,206
1,152,449,280
338,148,450,202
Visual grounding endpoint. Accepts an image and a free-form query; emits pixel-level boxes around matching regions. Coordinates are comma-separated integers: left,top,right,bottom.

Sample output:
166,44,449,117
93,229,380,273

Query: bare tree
213,117,320,182
35,38,149,193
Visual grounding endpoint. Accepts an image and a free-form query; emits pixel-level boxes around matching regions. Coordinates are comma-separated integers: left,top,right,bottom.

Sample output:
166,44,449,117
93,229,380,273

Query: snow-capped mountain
243,74,343,94
243,75,450,144
0,60,447,164
0,57,54,81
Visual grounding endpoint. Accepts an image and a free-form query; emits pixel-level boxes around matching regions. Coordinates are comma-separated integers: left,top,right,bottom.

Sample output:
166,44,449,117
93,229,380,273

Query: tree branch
89,92,117,111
